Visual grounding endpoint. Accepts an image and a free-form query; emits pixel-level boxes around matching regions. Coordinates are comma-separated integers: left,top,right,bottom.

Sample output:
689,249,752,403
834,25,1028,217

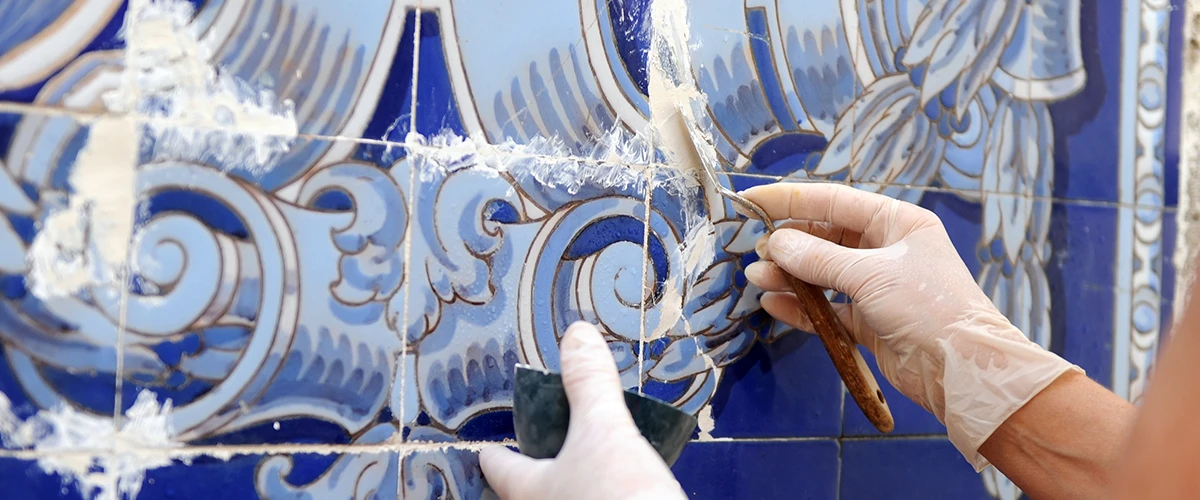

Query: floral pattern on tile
0,0,1181,498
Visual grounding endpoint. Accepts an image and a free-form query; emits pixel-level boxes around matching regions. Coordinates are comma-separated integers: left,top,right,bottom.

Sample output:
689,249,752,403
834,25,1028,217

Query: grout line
0,434,958,461
720,171,1180,211
399,2,422,494
835,436,843,499
110,0,144,443
837,433,949,441
3,100,1177,213
637,168,653,394
397,11,423,445
0,439,518,462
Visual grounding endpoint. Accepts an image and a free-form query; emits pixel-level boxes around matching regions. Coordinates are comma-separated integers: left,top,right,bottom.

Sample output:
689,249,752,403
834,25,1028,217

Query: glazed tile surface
0,0,1185,498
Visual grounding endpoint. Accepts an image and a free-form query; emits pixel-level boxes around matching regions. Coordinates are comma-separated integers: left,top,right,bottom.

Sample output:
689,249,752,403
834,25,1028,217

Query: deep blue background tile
1048,202,1119,387
841,347,946,437
1162,209,1178,345
139,452,399,499
0,458,78,499
840,438,992,500
1164,0,1185,208
672,440,839,500
412,10,466,139
709,332,845,438
1048,0,1121,203
354,8,418,163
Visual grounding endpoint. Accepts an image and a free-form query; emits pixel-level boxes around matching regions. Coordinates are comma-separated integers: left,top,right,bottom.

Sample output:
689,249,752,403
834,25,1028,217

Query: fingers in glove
743,260,797,292
765,228,874,294
479,445,545,499
759,291,878,352
753,220,864,261
739,182,924,247
559,321,635,430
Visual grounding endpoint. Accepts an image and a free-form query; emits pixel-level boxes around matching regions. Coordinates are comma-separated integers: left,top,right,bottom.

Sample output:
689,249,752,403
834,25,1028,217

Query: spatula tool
673,105,895,433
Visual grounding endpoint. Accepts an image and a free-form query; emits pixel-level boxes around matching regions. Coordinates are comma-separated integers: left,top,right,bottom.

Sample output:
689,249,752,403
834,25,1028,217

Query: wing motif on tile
0,0,1090,498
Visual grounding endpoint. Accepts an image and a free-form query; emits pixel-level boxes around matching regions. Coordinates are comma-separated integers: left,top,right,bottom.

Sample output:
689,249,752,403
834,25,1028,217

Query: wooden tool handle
785,274,894,433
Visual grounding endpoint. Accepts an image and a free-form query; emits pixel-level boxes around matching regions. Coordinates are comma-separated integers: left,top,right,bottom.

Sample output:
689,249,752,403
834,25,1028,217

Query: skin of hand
1112,263,1200,499
737,182,1085,472
478,321,687,500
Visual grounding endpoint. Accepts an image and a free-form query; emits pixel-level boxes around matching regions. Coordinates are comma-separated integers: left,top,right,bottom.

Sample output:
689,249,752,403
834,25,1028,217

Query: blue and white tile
1048,0,1173,207
0,0,1187,499
396,143,652,446
0,110,121,450
407,0,655,156
141,450,399,500
0,0,128,106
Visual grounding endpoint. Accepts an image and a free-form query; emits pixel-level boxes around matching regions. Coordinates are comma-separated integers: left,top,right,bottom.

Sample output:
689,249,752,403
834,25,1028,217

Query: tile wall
0,0,1184,498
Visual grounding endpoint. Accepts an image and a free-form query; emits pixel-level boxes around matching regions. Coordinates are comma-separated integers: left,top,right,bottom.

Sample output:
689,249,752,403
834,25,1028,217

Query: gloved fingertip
478,445,538,499
478,444,516,466
562,321,605,354
766,229,806,258
754,235,770,259
743,261,764,284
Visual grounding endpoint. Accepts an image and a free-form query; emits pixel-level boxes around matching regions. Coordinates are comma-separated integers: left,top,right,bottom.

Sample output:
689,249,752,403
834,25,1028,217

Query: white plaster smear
642,0,724,411
26,0,298,300
0,390,181,500
19,0,301,494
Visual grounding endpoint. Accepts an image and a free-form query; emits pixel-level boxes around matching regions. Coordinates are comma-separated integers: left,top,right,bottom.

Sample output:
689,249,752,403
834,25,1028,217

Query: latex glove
479,321,687,500
739,182,1081,471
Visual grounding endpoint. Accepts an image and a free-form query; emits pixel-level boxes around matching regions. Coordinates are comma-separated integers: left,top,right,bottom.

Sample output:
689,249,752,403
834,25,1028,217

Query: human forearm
1112,267,1200,498
979,371,1136,499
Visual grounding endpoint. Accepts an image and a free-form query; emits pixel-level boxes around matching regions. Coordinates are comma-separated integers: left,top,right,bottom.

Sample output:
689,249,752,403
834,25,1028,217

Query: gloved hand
479,321,687,500
739,182,1081,471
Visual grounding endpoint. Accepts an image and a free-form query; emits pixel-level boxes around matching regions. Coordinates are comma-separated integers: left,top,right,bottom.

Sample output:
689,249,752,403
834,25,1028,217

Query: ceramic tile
671,440,839,499
130,127,403,446
409,0,654,155
401,445,487,499
0,110,119,450
1164,0,1185,209
706,330,845,438
0,1,128,105
397,143,652,445
1050,0,1177,208
0,0,1185,498
0,457,79,499
685,2,858,182
1108,203,1171,400
1161,209,1178,347
840,437,995,500
139,450,400,500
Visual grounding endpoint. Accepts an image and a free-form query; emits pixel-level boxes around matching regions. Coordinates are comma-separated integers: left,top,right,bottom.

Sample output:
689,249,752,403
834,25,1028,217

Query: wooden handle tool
780,267,894,432
674,103,894,432
721,196,894,432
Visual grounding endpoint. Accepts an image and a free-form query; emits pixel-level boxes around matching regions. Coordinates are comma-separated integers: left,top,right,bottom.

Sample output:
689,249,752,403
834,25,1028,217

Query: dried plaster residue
11,0,730,497
0,391,180,500
17,0,298,496
27,0,297,299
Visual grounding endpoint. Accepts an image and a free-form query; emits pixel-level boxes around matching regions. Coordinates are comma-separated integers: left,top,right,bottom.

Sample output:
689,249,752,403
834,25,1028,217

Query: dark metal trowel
511,364,696,466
